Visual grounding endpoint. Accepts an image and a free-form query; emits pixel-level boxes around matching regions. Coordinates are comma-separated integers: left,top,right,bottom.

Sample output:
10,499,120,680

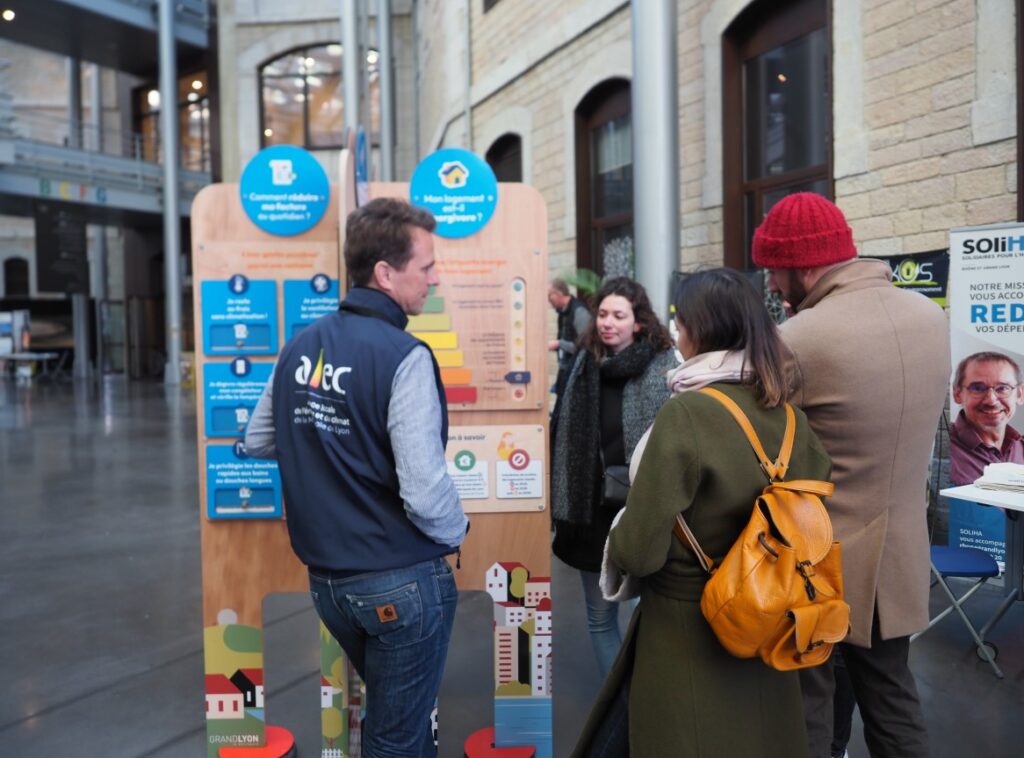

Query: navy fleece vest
271,287,450,572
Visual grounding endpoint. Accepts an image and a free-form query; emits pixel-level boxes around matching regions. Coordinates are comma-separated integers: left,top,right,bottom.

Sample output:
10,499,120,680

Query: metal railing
5,108,209,172
63,0,209,38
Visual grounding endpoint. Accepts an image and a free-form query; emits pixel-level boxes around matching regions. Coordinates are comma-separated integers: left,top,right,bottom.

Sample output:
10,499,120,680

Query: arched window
259,43,379,149
722,0,831,270
3,257,29,296
134,71,210,172
485,133,523,182
575,79,633,278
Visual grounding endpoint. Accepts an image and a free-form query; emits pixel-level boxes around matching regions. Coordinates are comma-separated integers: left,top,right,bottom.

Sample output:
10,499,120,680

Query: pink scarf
667,350,750,395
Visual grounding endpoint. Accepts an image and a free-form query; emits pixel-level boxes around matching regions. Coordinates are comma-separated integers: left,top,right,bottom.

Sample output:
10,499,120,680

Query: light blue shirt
245,345,467,548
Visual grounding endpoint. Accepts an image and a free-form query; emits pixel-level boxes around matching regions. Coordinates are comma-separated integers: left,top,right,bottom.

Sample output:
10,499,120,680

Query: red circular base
464,725,537,758
219,725,296,758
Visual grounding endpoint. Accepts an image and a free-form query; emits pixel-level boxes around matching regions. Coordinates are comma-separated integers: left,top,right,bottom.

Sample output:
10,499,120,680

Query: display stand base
219,725,296,758
464,726,536,757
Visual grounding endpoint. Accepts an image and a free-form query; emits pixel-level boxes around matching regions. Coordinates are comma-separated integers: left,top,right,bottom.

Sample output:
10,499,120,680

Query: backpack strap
674,514,715,574
673,387,799,574
698,387,795,481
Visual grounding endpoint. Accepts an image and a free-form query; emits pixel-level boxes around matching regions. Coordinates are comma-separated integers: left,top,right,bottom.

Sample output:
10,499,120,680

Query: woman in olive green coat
572,269,832,758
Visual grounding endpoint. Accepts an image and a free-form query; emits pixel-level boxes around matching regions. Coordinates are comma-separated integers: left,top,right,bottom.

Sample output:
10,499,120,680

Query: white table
0,351,61,380
941,485,1024,642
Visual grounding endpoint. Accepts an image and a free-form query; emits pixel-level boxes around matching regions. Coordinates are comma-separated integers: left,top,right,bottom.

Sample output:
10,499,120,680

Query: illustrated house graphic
205,674,245,720
532,598,553,696
230,668,265,709
438,161,468,188
524,577,551,607
533,597,553,635
532,634,553,697
495,626,520,685
320,676,343,708
486,561,525,603
494,601,527,627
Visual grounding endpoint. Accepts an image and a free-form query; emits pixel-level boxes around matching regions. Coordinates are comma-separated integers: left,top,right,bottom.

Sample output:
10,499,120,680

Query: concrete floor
1,378,1021,757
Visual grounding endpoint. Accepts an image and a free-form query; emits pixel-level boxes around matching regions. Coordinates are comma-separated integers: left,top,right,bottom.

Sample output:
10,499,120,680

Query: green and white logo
454,450,476,471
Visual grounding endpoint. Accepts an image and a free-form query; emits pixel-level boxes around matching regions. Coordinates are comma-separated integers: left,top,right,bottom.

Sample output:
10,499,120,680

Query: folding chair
911,545,1003,678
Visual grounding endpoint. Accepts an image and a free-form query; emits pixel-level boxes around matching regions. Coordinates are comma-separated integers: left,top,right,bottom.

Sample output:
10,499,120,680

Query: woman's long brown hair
673,268,788,407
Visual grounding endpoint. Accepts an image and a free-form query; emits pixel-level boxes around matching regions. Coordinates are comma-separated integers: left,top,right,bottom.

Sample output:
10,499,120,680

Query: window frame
722,0,832,270
131,68,211,172
258,43,379,151
574,79,633,277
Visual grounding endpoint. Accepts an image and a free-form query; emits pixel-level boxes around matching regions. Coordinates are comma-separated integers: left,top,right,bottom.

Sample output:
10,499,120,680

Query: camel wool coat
780,258,949,647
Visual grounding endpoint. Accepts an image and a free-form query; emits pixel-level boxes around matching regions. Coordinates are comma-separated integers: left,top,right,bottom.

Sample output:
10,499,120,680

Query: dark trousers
830,650,858,756
800,611,929,758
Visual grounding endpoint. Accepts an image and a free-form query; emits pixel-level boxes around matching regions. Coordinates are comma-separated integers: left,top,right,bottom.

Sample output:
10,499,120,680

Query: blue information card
283,274,339,338
201,275,279,356
203,358,273,438
410,148,498,238
206,442,282,520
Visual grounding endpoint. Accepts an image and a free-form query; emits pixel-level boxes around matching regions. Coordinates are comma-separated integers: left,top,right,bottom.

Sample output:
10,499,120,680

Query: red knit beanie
751,193,856,269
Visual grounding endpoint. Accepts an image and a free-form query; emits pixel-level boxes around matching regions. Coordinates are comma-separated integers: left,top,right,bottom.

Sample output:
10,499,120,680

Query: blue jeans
579,570,636,680
309,557,458,758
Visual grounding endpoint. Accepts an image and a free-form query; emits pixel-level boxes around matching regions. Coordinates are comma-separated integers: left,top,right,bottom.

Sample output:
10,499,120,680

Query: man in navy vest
245,198,467,757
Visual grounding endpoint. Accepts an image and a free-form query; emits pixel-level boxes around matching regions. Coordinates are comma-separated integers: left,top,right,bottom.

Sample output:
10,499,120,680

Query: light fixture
191,79,203,90
1,10,15,22
187,92,198,102
366,50,379,65
264,128,273,137
147,89,160,108
305,56,316,68
777,73,787,83
327,44,342,57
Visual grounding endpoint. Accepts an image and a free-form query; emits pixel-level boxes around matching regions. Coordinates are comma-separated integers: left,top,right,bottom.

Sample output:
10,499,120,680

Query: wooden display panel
193,174,553,757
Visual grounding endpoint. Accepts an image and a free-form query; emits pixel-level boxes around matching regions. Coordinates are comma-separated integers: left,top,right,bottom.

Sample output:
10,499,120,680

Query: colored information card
206,443,282,520
203,358,273,438
446,425,545,513
283,274,339,337
201,275,279,356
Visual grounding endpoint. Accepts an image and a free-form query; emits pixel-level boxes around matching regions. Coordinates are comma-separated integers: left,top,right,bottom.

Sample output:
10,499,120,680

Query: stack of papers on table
975,463,1024,493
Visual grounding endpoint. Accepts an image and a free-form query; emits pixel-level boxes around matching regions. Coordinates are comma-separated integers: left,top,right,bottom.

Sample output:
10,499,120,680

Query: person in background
244,198,467,757
757,192,948,758
548,277,593,410
572,268,831,757
550,277,675,679
949,351,1024,485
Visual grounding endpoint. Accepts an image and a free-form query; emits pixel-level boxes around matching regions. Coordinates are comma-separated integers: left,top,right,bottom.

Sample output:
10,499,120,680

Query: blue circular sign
230,356,252,377
240,145,330,236
228,273,249,294
311,273,331,294
409,148,498,238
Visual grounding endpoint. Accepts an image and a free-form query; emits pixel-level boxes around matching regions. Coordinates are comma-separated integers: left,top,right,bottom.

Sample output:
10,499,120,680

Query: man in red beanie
754,192,949,758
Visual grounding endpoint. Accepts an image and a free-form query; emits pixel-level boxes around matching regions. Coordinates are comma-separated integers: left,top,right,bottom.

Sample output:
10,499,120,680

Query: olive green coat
572,383,832,758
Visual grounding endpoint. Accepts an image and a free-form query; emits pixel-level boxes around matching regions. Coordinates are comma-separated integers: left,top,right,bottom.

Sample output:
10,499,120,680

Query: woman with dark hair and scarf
572,268,832,758
550,276,676,679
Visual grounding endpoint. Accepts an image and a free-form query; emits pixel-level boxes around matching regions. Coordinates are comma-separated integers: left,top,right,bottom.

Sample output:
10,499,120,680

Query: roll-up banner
948,222,1024,564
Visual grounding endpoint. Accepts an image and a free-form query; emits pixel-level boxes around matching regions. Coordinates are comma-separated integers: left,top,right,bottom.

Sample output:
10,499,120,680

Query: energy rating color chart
407,259,541,411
